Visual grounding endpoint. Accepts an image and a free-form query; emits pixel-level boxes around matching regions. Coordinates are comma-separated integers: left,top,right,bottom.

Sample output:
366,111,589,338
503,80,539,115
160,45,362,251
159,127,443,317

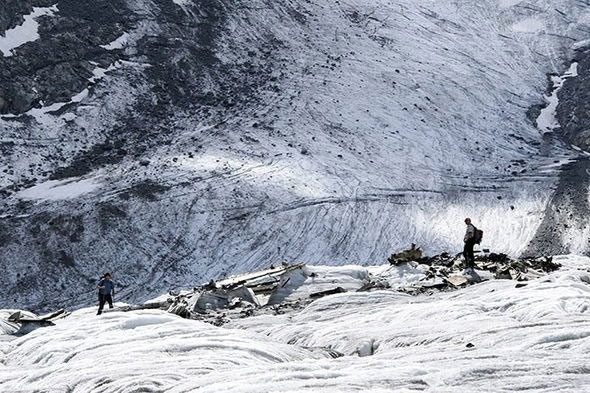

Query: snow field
0,308,327,393
1,256,590,392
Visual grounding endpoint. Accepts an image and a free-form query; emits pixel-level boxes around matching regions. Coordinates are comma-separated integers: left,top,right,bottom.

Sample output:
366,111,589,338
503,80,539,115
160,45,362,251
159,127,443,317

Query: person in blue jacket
97,272,115,315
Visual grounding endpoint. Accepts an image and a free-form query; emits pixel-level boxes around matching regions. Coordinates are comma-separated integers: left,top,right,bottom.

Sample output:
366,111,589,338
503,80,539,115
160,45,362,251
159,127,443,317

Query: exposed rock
523,158,590,257
0,0,129,115
557,50,590,150
0,0,44,33
524,50,590,256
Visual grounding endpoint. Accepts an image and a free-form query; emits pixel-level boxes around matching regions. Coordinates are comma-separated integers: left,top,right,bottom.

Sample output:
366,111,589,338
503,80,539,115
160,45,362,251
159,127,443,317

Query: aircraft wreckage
3,247,560,333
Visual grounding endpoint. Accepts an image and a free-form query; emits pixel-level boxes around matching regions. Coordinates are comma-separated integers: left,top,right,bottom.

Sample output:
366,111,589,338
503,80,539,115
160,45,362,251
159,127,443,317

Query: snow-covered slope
1,256,590,392
0,0,589,310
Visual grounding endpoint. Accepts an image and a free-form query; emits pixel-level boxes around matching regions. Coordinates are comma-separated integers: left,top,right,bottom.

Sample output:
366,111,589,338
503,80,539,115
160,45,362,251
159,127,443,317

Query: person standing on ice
463,218,476,268
97,272,115,315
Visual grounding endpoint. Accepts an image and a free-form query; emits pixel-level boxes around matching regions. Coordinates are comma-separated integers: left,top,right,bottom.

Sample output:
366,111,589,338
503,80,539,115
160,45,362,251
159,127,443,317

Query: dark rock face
0,0,129,114
0,0,54,34
556,48,590,150
524,157,590,257
1,0,284,180
524,47,590,257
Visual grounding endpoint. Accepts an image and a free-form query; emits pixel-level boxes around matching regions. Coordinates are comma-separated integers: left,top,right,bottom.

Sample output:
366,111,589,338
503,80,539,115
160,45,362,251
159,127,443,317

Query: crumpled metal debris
162,249,561,325
388,243,423,265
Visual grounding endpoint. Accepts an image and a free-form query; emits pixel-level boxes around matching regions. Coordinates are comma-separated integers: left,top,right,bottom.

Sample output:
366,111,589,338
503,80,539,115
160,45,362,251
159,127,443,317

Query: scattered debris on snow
388,243,423,264
0,248,564,335
160,247,562,326
7,308,68,335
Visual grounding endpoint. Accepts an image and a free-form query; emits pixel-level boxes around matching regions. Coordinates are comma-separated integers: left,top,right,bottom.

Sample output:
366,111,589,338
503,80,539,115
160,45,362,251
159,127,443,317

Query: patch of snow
70,89,89,104
100,32,130,50
565,62,579,78
16,176,102,201
536,62,579,134
0,5,58,57
498,0,522,9
173,0,192,5
511,17,545,33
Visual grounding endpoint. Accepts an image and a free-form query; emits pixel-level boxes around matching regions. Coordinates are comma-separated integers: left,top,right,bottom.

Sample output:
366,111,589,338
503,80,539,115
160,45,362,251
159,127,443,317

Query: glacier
0,0,588,312
1,255,590,392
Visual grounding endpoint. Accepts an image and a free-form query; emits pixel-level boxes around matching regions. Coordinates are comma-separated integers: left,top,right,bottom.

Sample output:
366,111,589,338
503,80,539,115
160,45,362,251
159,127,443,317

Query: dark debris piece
388,243,422,265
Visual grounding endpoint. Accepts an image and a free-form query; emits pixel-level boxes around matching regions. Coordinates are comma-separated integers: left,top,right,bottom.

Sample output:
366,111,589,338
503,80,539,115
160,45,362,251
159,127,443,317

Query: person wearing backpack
463,218,476,268
97,272,115,315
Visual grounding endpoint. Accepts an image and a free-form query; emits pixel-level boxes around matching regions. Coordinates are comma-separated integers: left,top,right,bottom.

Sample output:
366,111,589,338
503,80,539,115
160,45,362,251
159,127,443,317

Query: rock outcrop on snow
557,45,590,150
0,0,128,114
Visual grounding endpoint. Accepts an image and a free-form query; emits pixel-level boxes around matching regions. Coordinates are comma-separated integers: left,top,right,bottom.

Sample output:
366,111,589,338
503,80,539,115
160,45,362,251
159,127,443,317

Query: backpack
473,226,483,244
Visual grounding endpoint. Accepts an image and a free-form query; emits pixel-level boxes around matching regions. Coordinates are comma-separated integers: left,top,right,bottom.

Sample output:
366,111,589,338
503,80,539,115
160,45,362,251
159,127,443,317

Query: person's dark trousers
97,293,113,315
463,239,476,268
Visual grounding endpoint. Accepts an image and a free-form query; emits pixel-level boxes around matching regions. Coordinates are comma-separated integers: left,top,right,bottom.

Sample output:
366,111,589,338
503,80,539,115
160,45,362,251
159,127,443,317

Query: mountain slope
0,0,589,310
